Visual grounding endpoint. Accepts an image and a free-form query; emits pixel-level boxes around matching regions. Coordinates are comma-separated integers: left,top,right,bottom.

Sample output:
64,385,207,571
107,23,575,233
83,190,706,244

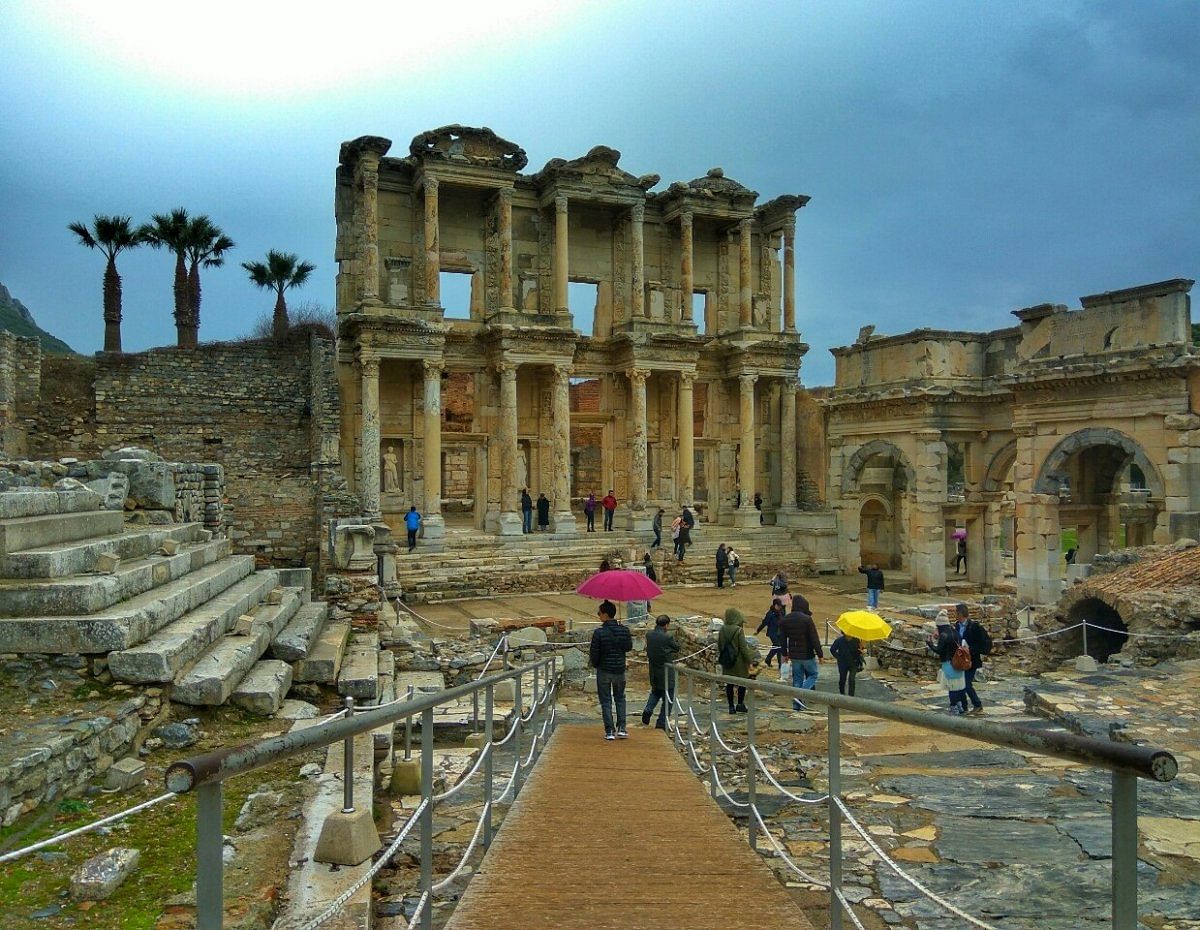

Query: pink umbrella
576,569,663,602
952,529,968,539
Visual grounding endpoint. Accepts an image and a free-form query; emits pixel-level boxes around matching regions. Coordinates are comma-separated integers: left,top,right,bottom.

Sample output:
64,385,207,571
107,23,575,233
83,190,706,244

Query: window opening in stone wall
569,377,601,414
692,382,707,437
946,442,965,500
1128,463,1147,490
442,372,474,432
440,271,474,320
568,281,599,337
693,292,707,334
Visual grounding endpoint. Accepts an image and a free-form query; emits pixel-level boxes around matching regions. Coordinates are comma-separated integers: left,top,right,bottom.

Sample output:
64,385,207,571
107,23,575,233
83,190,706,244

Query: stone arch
1034,428,1164,499
841,440,916,496
982,439,1018,493
858,492,893,517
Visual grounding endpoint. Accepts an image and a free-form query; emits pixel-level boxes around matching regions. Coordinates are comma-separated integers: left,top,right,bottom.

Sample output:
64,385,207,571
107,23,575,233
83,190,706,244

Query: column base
497,511,523,537
775,505,802,527
421,513,445,541
551,511,578,536
732,507,760,529
624,509,654,534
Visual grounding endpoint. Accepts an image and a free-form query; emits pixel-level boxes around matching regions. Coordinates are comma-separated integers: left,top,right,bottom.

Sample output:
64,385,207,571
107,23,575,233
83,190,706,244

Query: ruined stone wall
0,332,43,457
796,387,826,508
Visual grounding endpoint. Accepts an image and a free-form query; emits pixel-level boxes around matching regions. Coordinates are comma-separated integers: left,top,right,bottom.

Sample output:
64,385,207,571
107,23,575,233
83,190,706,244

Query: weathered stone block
105,757,146,790
70,847,140,900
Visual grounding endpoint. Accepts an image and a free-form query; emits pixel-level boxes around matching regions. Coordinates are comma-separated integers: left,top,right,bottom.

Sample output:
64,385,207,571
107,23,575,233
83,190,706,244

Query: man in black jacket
780,603,824,711
955,602,991,715
858,563,884,609
589,600,633,740
641,614,679,729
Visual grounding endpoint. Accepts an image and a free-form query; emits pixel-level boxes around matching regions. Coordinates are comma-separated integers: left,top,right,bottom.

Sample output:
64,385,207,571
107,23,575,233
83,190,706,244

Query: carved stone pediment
536,146,659,192
409,125,528,171
668,167,758,202
339,135,393,166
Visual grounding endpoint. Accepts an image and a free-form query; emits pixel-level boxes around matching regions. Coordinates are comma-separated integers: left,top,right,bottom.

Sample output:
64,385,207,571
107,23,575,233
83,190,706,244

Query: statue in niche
382,444,400,493
517,445,529,490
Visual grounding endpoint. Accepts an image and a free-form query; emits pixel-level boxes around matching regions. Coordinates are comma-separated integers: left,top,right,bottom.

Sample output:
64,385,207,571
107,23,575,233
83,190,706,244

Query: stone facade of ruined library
334,125,817,542
825,278,1200,601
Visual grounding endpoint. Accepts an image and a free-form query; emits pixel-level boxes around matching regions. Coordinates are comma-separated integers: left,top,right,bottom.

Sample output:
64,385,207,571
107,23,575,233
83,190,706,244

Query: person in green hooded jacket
716,607,757,713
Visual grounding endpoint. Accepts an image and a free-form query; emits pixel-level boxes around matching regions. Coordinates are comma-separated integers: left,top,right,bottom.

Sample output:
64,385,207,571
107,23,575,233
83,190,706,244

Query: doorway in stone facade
859,497,898,569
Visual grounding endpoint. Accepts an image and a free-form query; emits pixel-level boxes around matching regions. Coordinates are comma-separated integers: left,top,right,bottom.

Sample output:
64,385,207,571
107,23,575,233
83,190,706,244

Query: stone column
738,218,753,328
359,152,382,303
782,219,796,332
677,373,694,508
630,203,646,319
734,373,759,528
627,368,652,530
424,177,440,306
777,376,799,525
679,211,694,324
553,194,569,313
421,360,445,541
909,429,948,591
550,365,577,535
1013,426,1062,601
359,357,381,520
497,362,522,536
497,188,514,311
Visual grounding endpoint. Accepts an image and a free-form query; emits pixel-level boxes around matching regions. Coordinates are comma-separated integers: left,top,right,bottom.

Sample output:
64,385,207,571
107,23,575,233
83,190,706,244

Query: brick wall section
0,332,43,457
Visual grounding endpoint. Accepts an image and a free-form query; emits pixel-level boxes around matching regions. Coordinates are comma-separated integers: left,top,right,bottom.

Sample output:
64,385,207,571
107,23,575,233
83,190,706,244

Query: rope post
1082,619,1090,661
196,781,224,930
533,662,541,709
420,705,434,930
709,679,718,800
472,688,479,734
502,639,510,670
404,685,414,761
483,682,495,848
828,704,843,930
1112,770,1138,930
684,672,694,745
514,671,525,794
747,687,758,851
341,696,355,813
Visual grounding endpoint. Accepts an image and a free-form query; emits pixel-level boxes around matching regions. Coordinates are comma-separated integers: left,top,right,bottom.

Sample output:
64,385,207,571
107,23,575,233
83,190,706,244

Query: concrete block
70,847,140,900
105,757,146,790
313,808,381,866
389,758,421,795
1075,655,1100,673
464,732,487,749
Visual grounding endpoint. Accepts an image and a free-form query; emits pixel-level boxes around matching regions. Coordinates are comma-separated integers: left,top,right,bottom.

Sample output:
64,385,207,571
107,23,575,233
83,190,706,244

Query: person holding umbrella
589,600,632,739
832,609,892,699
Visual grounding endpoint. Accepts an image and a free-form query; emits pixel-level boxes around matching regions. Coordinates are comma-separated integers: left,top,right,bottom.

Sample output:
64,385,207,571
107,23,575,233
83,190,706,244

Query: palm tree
139,208,192,346
242,250,317,339
182,217,234,347
68,215,143,353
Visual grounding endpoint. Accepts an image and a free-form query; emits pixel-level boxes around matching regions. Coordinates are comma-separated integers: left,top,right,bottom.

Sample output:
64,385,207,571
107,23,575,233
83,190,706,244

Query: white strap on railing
432,801,491,892
492,714,522,747
749,747,829,805
710,719,748,755
835,888,868,930
433,743,493,804
406,889,430,930
749,805,828,888
710,764,750,808
0,791,177,864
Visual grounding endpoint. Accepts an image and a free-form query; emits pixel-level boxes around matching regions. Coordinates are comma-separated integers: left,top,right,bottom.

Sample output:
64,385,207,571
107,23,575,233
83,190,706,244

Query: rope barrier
406,890,430,930
710,765,750,809
432,802,491,892
0,792,177,864
433,743,493,804
709,719,748,755
749,747,829,805
835,888,868,930
749,805,828,888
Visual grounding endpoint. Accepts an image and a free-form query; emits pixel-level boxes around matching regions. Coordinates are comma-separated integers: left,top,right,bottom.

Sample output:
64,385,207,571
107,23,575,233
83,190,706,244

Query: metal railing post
684,672,694,745
709,679,718,800
403,685,414,760
472,689,479,734
341,696,355,813
514,671,525,793
1082,619,1090,661
420,706,434,930
747,687,757,851
196,782,224,930
828,705,843,930
483,682,495,848
533,663,541,708
1112,771,1137,930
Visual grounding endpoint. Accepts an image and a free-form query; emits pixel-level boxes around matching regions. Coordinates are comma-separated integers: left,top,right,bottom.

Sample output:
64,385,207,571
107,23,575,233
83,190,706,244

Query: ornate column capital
915,428,943,443
782,217,796,239
739,372,759,389
424,176,439,197
496,186,513,205
739,217,754,234
422,359,445,379
680,210,693,230
679,371,695,388
628,367,650,387
631,202,645,222
1013,424,1037,438
782,374,800,392
495,360,518,380
358,356,380,378
554,193,569,215
552,363,573,387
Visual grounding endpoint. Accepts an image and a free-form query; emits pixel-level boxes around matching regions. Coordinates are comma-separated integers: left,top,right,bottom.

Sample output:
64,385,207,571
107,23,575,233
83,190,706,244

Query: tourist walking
755,598,785,669
780,600,823,710
928,609,967,715
955,537,967,574
584,492,596,532
677,508,694,560
829,633,864,696
770,571,793,612
536,492,550,532
643,552,657,614
521,488,533,534
858,563,884,609
641,614,679,729
403,505,421,552
589,600,632,740
652,508,664,549
602,490,618,531
715,543,729,588
754,491,763,524
955,602,992,714
671,515,684,561
726,545,741,587
716,608,756,713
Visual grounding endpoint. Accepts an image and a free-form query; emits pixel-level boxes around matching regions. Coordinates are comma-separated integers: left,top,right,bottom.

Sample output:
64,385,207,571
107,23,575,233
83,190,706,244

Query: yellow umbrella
835,610,892,642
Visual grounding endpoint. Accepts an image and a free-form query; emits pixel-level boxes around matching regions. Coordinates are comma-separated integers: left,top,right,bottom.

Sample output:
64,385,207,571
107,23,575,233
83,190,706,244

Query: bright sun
19,0,590,96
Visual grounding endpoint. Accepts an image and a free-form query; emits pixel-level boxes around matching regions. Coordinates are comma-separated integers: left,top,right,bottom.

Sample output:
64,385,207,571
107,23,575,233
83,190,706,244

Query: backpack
951,641,972,671
717,632,739,670
975,623,993,655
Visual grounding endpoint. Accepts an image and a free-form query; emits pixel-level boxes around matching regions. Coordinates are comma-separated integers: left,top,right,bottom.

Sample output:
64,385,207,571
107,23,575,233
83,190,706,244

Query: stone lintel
1012,302,1062,323
339,135,392,167
1079,277,1194,309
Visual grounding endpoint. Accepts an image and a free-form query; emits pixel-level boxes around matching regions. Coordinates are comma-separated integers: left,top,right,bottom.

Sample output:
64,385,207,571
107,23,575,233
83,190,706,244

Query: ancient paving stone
70,847,140,900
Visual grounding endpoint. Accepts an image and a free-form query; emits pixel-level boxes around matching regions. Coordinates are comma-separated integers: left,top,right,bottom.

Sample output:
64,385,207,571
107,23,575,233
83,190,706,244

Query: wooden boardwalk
443,723,812,930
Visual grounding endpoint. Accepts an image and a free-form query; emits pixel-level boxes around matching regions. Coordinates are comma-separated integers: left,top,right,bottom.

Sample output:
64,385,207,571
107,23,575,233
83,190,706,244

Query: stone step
0,538,231,616
171,586,303,705
0,509,125,557
0,555,256,655
231,659,294,716
337,632,380,702
1,523,205,579
0,488,104,520
294,621,351,684
107,566,274,682
269,602,329,662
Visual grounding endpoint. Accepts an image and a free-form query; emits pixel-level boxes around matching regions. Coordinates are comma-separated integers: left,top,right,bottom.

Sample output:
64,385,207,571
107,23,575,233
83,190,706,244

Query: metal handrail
667,662,1179,930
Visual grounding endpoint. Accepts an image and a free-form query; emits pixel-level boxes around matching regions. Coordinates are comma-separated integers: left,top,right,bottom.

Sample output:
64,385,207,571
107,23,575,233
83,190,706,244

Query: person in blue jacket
404,505,422,551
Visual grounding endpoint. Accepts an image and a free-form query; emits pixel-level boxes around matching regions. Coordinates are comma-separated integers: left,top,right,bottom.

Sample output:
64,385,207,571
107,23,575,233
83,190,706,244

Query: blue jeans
522,509,532,533
867,587,880,609
791,658,819,708
728,564,737,585
596,670,626,733
642,677,674,726
604,508,614,531
963,667,982,709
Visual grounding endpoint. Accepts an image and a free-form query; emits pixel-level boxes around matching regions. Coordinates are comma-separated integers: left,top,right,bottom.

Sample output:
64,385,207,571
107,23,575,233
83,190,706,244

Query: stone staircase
0,487,373,713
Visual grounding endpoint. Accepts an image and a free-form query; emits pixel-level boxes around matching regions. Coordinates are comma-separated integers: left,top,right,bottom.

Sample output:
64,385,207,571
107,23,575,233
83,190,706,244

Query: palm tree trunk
102,256,123,354
182,262,200,348
272,287,288,340
172,251,188,339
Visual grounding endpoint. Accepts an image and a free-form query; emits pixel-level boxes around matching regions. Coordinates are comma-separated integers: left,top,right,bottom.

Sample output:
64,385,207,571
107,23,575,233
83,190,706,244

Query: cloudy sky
1,0,1196,385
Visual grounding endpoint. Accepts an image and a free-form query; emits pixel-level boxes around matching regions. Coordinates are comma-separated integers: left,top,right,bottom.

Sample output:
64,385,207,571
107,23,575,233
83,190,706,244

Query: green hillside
0,281,76,354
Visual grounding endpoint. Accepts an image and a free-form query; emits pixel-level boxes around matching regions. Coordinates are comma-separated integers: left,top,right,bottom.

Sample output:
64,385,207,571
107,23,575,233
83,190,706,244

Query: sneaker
616,729,628,739
969,705,984,715
735,703,748,714
727,706,737,715
793,700,808,712
948,706,963,716
654,721,666,730
604,731,616,740
641,710,651,726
